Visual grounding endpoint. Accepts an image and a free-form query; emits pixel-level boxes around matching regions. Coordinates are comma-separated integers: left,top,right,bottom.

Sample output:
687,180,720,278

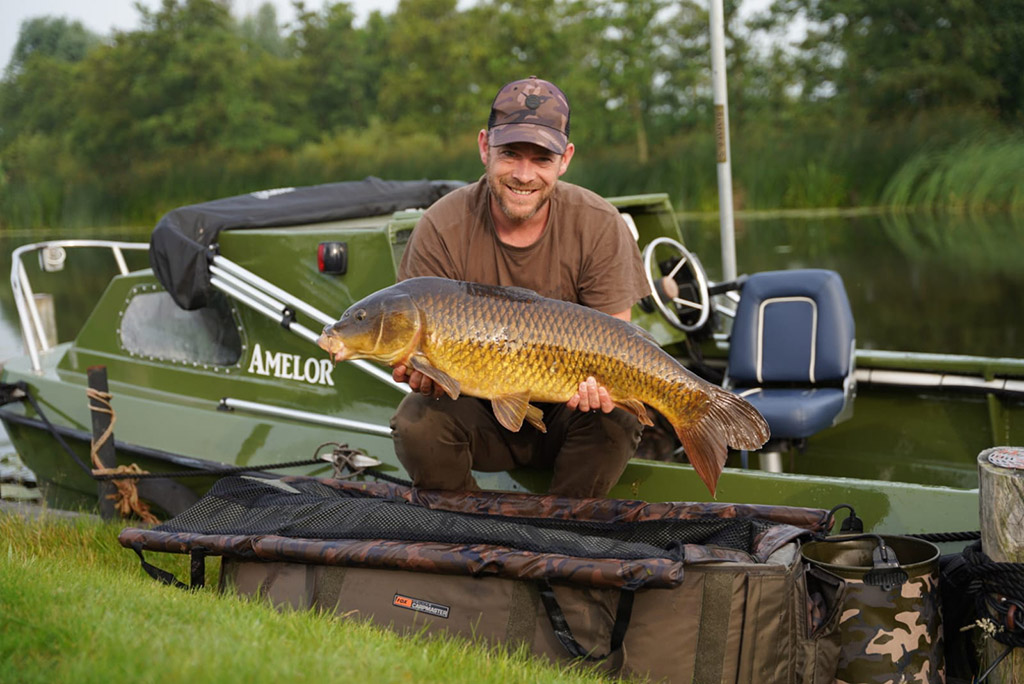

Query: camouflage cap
487,76,570,154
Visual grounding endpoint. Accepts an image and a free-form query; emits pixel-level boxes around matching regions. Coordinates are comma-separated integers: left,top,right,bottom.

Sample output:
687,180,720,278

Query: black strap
538,580,634,662
131,543,206,590
132,544,188,589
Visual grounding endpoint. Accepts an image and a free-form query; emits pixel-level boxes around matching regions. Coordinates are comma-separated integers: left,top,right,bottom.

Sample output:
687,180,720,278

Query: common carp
317,276,769,496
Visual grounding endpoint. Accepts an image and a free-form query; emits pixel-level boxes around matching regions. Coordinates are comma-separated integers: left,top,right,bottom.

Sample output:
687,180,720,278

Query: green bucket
801,535,944,684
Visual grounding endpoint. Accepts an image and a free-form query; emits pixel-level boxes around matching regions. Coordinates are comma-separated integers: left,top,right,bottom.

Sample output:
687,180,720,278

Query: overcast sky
0,0,399,72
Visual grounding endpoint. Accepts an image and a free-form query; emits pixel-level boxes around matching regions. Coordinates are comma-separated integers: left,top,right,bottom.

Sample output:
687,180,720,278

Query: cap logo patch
524,94,543,110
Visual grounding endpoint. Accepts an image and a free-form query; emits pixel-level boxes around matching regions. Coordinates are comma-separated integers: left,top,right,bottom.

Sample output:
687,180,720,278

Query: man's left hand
567,376,614,413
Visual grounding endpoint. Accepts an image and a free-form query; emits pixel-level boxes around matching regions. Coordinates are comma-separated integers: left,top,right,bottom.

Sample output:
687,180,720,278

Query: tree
5,16,100,76
765,0,1021,120
238,2,289,57
71,0,300,171
290,1,380,134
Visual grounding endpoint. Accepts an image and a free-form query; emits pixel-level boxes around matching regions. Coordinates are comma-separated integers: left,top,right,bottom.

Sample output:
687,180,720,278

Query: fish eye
355,309,366,321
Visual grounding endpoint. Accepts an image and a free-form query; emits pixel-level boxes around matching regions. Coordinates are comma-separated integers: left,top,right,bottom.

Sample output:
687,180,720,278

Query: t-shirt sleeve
397,216,460,281
577,212,652,315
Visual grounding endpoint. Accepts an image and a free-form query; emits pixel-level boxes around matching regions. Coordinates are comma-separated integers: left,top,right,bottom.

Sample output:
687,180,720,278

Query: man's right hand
393,364,447,398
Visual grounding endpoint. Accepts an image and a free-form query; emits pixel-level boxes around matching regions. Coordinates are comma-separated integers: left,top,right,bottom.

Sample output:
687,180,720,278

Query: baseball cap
487,76,570,154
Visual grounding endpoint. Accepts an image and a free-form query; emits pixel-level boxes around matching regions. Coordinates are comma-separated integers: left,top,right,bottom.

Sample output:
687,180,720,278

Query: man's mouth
506,185,536,196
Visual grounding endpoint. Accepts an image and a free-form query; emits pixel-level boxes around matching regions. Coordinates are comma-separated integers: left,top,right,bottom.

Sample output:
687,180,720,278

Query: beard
485,170,556,224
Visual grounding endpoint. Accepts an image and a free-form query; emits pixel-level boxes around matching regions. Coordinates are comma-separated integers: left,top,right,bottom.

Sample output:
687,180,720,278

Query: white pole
709,0,738,281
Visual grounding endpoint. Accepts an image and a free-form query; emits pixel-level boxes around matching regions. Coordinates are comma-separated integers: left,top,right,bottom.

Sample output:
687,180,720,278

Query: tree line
1,0,1022,229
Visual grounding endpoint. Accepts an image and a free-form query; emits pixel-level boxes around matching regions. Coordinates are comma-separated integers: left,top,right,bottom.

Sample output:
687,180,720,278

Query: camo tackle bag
119,475,847,683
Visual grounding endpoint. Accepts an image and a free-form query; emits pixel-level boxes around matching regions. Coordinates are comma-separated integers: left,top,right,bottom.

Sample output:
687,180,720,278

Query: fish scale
318,277,770,496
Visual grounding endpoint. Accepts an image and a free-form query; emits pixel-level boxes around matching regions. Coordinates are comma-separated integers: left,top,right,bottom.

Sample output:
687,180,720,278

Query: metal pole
709,0,738,281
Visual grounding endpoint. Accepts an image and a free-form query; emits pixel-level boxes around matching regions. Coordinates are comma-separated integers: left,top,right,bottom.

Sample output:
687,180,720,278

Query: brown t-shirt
398,178,651,315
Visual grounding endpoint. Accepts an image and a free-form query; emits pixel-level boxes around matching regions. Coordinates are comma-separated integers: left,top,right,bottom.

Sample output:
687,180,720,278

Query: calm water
2,212,1024,454
681,211,1024,357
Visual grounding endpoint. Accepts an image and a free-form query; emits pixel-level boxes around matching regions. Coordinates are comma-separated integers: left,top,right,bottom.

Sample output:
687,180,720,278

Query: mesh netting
156,476,778,562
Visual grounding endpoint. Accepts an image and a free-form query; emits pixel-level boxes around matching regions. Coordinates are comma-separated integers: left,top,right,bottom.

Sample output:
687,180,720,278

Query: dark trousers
390,393,642,498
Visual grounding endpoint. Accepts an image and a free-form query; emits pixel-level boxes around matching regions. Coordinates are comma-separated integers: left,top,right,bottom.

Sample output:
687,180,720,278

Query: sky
0,0,400,73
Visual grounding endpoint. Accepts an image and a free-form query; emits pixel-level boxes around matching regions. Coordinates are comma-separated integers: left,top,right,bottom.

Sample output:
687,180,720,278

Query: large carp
317,276,769,496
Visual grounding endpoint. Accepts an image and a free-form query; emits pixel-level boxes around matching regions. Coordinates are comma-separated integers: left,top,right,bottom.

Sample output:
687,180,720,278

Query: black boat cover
149,177,463,310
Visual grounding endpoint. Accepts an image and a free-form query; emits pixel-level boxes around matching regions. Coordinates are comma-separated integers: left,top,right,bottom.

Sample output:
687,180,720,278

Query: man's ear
558,142,575,176
478,129,489,166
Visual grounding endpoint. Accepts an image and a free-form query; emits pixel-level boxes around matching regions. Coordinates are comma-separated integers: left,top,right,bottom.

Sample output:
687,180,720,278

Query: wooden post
88,366,117,520
978,446,1024,683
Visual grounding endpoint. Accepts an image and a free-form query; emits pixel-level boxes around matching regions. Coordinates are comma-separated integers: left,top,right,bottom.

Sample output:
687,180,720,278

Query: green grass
0,511,620,684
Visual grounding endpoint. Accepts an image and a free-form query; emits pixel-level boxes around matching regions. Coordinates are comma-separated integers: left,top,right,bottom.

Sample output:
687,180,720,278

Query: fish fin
615,398,654,427
491,392,534,432
706,386,771,449
408,354,461,400
525,404,547,433
671,388,770,498
674,416,729,499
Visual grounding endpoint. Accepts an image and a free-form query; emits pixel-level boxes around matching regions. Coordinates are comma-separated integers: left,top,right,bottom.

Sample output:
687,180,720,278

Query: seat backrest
728,269,854,387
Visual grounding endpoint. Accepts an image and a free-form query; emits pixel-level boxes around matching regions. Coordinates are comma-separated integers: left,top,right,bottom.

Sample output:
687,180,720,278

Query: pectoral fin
615,398,655,427
408,354,461,400
492,392,546,433
524,404,547,433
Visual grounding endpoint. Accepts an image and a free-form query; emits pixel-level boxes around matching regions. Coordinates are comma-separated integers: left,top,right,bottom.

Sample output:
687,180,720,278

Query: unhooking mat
119,475,847,683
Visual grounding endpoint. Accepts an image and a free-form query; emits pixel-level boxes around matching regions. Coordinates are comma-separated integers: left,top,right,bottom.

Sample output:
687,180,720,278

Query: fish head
317,288,422,364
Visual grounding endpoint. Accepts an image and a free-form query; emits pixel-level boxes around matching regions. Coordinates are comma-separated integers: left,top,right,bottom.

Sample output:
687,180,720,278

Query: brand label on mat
393,593,450,619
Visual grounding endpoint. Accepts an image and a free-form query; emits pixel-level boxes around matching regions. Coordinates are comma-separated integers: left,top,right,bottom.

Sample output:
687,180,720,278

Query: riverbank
0,512,615,684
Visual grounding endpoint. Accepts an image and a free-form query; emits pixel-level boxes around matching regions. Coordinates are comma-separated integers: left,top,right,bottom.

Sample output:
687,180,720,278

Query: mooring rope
86,387,160,524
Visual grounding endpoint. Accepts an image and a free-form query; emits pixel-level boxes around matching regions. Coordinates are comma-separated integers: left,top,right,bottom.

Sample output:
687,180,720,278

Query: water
681,211,1024,357
2,212,1024,459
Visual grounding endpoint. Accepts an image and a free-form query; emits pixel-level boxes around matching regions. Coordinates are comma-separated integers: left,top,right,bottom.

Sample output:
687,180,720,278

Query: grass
0,510,620,684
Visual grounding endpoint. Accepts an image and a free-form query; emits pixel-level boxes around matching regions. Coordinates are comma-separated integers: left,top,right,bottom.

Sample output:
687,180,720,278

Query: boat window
119,290,242,366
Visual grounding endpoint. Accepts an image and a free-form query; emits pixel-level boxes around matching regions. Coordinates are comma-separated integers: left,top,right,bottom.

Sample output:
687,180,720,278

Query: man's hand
393,364,447,398
566,376,614,413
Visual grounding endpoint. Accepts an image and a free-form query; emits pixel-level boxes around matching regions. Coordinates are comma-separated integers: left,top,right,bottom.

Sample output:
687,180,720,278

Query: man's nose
511,158,536,183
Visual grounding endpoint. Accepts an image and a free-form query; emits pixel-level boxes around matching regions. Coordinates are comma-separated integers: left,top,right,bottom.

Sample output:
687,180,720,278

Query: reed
0,511,617,684
884,133,1024,213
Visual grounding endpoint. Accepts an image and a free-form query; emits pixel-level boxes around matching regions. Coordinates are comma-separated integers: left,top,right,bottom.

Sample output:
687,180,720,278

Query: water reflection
682,211,1024,357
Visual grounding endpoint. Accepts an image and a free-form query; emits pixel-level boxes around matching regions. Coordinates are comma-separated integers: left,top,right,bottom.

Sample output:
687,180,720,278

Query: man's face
481,137,574,224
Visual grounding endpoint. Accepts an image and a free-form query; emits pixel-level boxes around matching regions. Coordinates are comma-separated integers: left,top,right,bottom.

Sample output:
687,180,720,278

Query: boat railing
11,240,150,373
207,255,405,392
10,239,406,393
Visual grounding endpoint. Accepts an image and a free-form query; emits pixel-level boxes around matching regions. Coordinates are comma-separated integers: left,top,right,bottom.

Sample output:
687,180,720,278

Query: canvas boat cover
119,475,831,590
149,177,463,310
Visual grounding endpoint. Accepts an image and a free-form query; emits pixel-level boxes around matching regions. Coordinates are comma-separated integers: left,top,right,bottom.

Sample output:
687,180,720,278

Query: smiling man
390,76,651,498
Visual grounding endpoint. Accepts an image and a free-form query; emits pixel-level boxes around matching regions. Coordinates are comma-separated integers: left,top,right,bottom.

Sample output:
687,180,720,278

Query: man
390,76,651,498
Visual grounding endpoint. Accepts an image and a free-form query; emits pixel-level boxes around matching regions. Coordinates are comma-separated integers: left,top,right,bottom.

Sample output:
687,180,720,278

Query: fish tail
670,386,770,497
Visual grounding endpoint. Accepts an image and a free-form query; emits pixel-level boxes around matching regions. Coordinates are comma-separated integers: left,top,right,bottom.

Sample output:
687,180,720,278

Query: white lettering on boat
247,343,335,386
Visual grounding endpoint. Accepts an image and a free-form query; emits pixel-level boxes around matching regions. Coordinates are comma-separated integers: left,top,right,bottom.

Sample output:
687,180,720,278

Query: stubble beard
486,171,553,224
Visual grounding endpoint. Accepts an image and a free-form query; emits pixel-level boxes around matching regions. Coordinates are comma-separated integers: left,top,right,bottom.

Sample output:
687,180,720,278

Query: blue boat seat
725,269,856,441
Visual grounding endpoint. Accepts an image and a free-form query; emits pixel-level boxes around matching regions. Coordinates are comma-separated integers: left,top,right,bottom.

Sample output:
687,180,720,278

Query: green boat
2,177,1021,535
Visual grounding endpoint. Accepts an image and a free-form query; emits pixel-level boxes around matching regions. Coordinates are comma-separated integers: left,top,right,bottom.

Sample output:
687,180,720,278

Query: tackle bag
119,475,846,683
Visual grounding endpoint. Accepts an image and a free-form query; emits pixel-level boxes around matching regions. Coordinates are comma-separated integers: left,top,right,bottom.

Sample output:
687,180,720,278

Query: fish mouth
316,333,351,362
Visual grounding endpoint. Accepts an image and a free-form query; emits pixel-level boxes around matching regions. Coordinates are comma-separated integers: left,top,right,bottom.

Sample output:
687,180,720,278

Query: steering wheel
641,237,711,332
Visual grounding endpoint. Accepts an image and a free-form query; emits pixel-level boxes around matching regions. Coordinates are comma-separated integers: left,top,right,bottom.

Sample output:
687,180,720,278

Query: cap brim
489,124,567,155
